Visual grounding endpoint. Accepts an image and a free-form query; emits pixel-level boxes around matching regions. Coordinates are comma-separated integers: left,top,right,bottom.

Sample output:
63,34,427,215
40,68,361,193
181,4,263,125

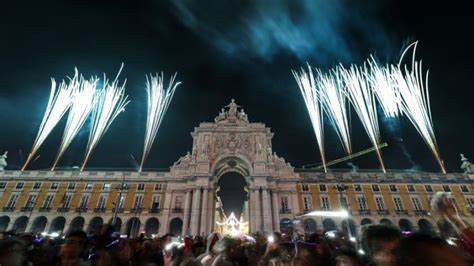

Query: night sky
1,0,473,174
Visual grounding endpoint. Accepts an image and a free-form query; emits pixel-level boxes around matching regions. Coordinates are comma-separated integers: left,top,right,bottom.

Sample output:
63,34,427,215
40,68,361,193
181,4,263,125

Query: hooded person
197,233,222,266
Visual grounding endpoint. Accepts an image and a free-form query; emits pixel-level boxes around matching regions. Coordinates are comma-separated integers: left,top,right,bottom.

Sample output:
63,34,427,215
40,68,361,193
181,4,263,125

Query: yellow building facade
1,101,473,237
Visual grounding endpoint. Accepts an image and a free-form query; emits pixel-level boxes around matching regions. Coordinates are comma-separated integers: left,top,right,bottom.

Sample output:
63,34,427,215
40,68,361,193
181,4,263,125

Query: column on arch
200,188,209,235
207,188,215,233
253,188,261,232
190,188,201,235
272,190,280,232
182,189,192,235
262,189,272,233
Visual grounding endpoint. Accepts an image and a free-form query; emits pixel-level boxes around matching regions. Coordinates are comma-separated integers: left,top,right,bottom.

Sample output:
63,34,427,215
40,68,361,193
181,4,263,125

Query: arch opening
0,216,10,231
145,218,160,237
88,217,103,234
13,216,29,234
69,217,85,232
217,172,248,220
126,218,141,238
169,217,183,236
31,216,47,233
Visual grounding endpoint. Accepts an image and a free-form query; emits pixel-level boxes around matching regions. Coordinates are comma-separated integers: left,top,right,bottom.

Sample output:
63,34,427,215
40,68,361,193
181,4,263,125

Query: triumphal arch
165,99,300,235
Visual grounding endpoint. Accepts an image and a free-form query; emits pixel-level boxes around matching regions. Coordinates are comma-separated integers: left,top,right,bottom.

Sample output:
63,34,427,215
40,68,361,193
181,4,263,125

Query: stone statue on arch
0,151,8,171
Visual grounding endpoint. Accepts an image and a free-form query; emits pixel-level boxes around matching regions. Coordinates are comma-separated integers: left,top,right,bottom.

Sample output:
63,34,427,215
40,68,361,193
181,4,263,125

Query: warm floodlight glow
394,42,446,173
139,73,180,172
341,64,386,173
216,212,249,236
21,71,76,171
52,75,97,170
292,65,327,172
81,69,130,171
303,209,349,218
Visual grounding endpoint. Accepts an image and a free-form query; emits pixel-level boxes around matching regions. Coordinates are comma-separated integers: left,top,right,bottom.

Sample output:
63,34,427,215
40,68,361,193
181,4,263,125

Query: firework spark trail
51,75,97,171
292,65,327,173
80,72,130,171
340,64,387,173
316,69,352,155
21,71,76,171
393,42,446,173
139,73,181,172
367,57,401,118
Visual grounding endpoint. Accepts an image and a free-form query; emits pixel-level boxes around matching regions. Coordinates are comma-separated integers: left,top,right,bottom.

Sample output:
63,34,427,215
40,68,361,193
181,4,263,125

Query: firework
317,68,352,155
292,65,327,173
393,42,446,173
139,73,181,172
340,64,386,173
366,57,401,118
51,75,97,171
21,71,76,171
80,70,130,171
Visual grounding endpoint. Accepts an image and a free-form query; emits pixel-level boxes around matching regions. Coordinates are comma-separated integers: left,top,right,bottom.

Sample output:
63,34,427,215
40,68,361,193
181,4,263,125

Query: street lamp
112,175,127,229
334,183,352,239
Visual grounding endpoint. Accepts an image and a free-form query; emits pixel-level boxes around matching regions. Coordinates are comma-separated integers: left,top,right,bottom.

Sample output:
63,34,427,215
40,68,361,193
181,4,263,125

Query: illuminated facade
0,100,473,237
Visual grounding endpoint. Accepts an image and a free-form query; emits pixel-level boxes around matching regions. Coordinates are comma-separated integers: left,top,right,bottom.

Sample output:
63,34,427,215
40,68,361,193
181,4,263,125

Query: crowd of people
1,191,474,266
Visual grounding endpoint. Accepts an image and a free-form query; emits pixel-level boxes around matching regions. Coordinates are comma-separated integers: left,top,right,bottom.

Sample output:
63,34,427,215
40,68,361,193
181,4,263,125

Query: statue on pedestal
256,142,262,156
238,109,249,123
226,99,240,118
266,147,273,161
461,153,473,174
174,151,191,166
0,151,7,171
214,108,227,122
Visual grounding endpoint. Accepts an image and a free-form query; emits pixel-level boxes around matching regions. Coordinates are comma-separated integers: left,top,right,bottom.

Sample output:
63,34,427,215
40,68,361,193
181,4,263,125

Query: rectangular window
134,195,143,208
372,184,380,192
340,196,349,209
33,182,41,190
67,182,76,190
152,195,160,209
50,182,59,190
443,185,451,192
97,195,107,209
411,197,423,211
79,194,90,208
425,185,433,193
303,196,312,211
25,194,37,208
466,198,474,209
0,182,7,190
280,197,289,210
43,194,54,208
85,183,93,191
321,196,330,210
7,194,20,208
61,194,72,208
375,196,385,210
15,182,24,190
393,197,404,211
102,183,111,191
137,183,145,191
175,196,183,209
154,183,162,191
302,184,309,192
461,185,469,193
357,196,367,211
407,185,415,192
389,185,398,192
319,184,327,192
354,185,362,192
